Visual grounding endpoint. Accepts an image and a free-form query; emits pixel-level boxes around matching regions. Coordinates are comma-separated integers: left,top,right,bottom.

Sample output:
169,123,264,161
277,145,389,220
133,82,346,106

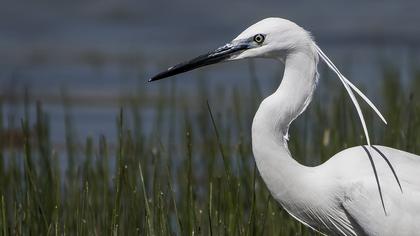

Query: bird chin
228,52,252,61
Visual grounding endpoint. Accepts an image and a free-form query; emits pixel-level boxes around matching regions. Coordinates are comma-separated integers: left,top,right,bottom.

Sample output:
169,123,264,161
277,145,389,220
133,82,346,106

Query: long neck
251,48,318,203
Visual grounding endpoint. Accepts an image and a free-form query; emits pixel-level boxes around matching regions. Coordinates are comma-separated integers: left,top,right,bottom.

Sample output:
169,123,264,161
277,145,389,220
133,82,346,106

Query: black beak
149,42,250,82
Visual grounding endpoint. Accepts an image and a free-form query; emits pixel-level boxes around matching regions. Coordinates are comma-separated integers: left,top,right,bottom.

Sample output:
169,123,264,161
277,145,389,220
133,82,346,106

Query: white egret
150,18,420,235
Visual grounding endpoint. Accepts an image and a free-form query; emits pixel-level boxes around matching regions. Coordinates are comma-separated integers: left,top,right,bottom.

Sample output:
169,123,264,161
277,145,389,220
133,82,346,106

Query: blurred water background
2,1,420,234
1,0,419,147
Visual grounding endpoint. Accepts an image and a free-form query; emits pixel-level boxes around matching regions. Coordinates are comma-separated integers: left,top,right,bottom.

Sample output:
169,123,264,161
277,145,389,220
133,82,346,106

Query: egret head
149,18,314,81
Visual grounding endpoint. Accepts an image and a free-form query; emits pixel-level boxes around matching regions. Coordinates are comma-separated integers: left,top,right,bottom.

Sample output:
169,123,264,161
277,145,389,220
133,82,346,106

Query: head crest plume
314,44,387,146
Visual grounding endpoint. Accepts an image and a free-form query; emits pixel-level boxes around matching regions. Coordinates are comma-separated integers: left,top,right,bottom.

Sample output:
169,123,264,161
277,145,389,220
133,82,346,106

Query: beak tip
148,75,160,82
149,70,171,82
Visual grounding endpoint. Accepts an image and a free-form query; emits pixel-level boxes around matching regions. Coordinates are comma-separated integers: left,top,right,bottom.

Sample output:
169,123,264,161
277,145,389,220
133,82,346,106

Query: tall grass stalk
0,63,419,235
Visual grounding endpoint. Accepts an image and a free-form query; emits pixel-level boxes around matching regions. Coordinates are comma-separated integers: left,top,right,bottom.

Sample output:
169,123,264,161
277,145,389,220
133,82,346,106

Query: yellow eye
253,34,265,44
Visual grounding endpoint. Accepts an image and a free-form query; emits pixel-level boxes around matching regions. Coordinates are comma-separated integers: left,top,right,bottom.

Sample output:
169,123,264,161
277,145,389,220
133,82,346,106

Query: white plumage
150,18,420,235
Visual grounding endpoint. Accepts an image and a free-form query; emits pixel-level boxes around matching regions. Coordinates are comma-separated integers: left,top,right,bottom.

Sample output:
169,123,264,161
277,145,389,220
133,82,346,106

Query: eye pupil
254,34,265,44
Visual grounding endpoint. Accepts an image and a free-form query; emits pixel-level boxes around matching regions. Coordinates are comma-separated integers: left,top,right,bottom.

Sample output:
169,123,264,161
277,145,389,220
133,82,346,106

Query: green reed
0,63,419,235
